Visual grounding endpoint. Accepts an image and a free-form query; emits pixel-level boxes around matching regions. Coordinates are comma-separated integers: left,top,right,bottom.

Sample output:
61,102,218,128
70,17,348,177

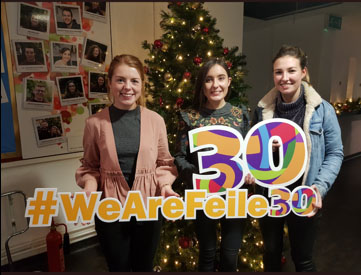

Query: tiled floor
2,156,361,272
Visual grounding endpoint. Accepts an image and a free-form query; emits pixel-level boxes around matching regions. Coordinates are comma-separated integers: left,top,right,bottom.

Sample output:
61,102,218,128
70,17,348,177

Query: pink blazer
75,106,178,205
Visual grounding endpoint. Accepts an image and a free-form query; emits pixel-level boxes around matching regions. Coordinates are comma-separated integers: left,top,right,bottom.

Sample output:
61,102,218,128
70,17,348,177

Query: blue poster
1,23,17,154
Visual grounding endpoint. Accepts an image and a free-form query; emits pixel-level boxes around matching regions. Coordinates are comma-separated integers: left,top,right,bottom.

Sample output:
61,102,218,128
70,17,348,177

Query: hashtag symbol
25,188,59,227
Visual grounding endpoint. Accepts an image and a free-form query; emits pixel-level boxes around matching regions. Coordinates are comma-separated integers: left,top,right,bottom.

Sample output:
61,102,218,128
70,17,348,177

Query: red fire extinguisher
46,220,69,272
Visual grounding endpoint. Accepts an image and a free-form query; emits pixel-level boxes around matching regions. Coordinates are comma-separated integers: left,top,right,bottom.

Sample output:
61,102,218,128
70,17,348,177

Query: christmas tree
142,2,263,272
142,2,250,149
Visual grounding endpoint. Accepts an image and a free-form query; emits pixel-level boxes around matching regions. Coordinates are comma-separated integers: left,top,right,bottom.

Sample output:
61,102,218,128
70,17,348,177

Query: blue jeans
195,211,245,271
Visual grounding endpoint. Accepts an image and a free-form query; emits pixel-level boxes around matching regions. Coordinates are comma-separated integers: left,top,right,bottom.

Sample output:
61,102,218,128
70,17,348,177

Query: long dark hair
193,58,231,110
64,79,78,98
272,45,310,84
86,44,103,63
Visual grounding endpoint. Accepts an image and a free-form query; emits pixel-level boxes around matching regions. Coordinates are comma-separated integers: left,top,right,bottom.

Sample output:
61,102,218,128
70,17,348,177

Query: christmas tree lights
142,2,250,149
142,2,263,271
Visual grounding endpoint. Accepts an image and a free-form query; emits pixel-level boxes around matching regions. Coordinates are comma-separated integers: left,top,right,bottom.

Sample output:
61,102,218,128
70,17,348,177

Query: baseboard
1,224,96,266
343,152,361,162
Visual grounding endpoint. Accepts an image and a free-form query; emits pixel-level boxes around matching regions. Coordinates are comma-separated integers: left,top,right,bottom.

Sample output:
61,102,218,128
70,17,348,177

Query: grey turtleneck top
109,105,140,189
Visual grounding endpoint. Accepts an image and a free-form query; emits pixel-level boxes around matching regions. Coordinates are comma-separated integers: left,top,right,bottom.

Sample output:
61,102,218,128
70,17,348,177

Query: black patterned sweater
174,102,250,188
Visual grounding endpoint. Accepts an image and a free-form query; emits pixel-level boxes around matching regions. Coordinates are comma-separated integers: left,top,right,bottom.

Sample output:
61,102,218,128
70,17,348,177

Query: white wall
243,3,361,156
1,154,96,266
1,2,244,265
205,2,244,52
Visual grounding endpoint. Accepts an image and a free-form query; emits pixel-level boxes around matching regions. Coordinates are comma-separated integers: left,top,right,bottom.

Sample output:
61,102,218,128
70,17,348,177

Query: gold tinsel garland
332,98,361,115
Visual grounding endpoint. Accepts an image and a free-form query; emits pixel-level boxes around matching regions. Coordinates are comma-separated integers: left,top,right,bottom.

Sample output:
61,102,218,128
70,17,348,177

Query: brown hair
108,54,146,107
34,81,47,88
193,58,231,110
62,7,73,17
272,45,310,84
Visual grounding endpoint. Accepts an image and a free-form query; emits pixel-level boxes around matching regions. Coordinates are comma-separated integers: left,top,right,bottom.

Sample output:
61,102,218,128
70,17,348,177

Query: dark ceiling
244,2,341,20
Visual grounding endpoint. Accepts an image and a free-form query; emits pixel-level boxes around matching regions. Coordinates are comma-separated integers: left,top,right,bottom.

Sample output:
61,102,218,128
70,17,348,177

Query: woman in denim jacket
252,45,343,271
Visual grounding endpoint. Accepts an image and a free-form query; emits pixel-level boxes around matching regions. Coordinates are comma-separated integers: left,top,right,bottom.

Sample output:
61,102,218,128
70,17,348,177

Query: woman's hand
161,184,180,198
74,181,97,225
244,173,255,185
307,185,322,217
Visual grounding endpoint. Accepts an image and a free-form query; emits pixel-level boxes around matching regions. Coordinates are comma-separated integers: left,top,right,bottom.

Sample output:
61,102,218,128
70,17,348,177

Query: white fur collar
257,81,322,120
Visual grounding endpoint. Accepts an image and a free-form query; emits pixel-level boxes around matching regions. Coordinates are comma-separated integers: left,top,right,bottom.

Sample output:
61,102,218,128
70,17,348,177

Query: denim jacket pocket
309,123,323,135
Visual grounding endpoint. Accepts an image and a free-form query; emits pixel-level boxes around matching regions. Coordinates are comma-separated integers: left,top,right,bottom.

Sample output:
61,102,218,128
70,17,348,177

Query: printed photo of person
33,114,66,147
88,72,109,98
83,2,107,23
23,78,53,110
54,4,82,36
82,38,108,67
88,102,108,116
18,2,50,40
50,41,79,73
12,40,47,73
56,75,86,106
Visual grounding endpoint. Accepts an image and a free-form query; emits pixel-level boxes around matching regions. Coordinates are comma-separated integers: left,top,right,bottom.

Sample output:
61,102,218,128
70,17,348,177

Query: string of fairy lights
154,218,265,272
141,2,261,271
142,3,249,147
332,97,361,115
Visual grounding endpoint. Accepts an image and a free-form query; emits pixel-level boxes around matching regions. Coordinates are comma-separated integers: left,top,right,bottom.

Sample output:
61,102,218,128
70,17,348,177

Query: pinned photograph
54,3,82,36
83,2,107,23
88,71,109,99
56,75,86,106
89,102,109,116
23,78,54,110
12,40,47,73
50,41,79,73
32,114,66,147
82,38,108,68
18,2,50,40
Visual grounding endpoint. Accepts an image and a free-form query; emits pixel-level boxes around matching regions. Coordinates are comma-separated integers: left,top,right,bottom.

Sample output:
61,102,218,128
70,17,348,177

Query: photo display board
5,2,112,159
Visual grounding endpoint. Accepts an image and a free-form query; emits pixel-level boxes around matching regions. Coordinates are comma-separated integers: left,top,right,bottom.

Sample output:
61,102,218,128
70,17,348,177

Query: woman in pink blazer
76,54,178,271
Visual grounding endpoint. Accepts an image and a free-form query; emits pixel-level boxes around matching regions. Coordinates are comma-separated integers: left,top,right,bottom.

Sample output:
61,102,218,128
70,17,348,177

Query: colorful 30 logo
189,119,307,194
189,119,317,217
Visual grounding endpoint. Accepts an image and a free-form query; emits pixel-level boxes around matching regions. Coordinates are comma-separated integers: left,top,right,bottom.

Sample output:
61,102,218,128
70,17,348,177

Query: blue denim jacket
252,82,343,198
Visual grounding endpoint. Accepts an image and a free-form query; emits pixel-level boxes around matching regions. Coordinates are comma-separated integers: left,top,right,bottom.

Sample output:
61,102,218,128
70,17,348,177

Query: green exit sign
328,15,342,30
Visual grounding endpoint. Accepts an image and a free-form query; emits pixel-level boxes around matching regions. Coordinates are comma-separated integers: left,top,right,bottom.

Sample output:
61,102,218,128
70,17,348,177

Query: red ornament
143,66,149,74
176,2,182,6
202,27,209,34
193,56,202,65
281,255,286,265
226,61,232,69
159,97,163,106
223,47,229,55
176,98,184,108
179,236,190,249
183,71,191,79
154,39,163,49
